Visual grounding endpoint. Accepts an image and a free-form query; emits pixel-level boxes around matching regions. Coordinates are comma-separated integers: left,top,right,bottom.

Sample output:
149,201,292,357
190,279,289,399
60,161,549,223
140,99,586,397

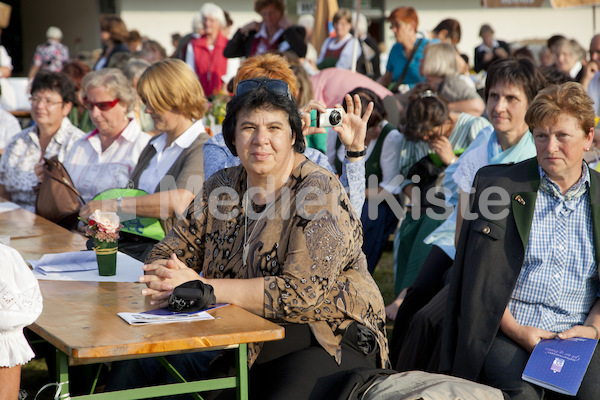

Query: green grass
373,248,395,306
20,358,53,400
372,247,396,339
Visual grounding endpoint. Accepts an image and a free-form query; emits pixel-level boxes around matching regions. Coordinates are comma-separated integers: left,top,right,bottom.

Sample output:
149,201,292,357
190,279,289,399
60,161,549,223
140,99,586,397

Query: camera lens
329,110,342,126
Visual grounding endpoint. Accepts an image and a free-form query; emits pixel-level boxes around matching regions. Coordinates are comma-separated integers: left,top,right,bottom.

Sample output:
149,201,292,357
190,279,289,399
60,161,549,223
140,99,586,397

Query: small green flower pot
94,239,117,276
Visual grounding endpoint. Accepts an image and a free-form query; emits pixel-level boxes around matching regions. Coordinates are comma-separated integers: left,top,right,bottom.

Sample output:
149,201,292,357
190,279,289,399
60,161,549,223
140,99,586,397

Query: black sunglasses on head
235,78,293,100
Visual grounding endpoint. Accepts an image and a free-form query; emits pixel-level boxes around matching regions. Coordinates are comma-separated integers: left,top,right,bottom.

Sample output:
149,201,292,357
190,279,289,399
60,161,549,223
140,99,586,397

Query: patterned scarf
538,163,589,203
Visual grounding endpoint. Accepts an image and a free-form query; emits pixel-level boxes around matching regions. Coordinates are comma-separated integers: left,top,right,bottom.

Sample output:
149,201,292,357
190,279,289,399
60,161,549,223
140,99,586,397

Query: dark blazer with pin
440,157,600,380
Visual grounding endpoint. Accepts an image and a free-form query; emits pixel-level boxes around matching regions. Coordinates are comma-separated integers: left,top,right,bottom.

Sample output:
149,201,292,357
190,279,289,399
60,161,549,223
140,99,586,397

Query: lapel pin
515,195,526,205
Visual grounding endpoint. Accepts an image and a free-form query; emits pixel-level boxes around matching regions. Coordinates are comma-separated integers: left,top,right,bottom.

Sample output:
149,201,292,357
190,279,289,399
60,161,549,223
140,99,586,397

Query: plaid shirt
508,164,599,332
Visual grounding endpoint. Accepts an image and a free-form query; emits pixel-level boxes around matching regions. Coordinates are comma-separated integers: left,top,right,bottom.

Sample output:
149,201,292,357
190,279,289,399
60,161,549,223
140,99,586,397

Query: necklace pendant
243,243,249,266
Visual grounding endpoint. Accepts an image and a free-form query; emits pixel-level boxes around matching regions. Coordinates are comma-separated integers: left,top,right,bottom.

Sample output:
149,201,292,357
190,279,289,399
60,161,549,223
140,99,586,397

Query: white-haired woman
61,68,150,202
185,2,228,97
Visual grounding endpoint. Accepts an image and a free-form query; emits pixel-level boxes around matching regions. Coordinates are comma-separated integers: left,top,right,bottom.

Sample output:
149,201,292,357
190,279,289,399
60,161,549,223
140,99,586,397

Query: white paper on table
30,250,144,282
118,308,215,325
0,201,20,213
30,251,98,273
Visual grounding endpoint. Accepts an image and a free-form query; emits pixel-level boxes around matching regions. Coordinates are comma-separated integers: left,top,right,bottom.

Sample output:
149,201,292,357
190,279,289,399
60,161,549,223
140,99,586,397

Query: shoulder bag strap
391,38,423,93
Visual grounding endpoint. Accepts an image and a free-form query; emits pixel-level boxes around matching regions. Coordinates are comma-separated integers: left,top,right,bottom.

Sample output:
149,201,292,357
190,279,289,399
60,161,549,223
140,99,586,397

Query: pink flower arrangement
85,210,123,243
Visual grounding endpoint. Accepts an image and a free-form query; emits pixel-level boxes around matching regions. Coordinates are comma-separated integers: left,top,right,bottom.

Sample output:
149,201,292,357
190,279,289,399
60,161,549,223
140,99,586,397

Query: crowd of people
2,1,600,399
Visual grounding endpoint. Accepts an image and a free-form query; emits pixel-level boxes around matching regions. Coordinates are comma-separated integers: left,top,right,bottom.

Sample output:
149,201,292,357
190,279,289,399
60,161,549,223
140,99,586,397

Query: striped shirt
508,165,599,332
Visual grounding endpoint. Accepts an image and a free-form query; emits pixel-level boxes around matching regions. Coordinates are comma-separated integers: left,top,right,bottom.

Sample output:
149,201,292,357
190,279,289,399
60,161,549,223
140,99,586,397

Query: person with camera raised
327,87,402,274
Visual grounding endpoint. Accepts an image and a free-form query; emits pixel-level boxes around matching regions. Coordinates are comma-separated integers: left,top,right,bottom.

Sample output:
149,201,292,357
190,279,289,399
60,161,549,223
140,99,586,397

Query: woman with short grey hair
60,68,150,202
184,2,228,97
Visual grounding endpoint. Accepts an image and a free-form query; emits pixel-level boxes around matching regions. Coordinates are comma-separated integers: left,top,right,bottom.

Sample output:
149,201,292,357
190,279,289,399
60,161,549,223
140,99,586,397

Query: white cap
46,26,63,40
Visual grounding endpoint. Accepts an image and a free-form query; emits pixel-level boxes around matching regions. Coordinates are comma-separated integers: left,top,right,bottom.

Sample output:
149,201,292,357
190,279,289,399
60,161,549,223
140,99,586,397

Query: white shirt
64,119,150,202
569,60,583,79
0,244,42,368
0,108,21,150
0,118,85,211
138,120,204,194
0,45,12,70
317,34,361,70
587,70,600,115
184,33,201,74
254,23,288,54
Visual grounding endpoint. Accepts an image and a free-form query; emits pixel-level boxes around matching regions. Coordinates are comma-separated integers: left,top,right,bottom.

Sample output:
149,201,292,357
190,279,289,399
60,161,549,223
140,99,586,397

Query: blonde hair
137,58,207,120
233,53,298,96
422,42,459,79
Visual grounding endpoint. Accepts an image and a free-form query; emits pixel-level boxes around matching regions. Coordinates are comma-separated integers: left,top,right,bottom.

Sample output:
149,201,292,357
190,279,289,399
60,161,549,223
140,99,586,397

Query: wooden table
0,206,88,259
29,273,284,400
0,204,285,399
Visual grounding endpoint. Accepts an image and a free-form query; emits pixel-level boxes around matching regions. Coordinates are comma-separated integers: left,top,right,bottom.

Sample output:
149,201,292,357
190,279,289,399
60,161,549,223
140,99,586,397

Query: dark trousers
361,200,399,274
389,245,452,367
481,331,600,400
105,351,221,399
105,323,378,400
249,324,378,400
395,285,448,372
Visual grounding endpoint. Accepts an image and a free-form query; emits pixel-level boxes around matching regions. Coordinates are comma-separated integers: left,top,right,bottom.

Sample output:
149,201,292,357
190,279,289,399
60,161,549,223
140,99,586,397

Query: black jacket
223,25,306,59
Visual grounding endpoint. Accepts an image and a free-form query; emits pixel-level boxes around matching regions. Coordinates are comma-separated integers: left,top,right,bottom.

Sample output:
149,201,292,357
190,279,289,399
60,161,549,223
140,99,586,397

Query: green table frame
53,344,249,400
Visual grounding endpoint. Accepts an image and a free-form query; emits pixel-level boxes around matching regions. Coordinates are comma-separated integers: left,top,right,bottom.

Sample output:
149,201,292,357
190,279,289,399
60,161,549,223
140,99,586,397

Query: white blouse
64,119,150,202
0,244,43,367
138,120,204,194
0,118,85,211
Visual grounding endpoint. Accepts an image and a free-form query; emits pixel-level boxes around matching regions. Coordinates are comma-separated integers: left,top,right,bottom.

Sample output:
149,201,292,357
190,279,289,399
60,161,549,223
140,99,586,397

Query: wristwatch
346,148,367,158
116,197,123,214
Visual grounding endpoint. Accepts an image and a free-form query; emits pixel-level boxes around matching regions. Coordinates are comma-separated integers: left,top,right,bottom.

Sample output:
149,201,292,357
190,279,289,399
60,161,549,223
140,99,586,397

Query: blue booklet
522,337,598,396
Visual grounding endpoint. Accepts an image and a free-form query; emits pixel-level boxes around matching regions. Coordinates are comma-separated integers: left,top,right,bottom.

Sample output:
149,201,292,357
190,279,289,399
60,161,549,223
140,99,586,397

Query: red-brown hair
387,7,418,29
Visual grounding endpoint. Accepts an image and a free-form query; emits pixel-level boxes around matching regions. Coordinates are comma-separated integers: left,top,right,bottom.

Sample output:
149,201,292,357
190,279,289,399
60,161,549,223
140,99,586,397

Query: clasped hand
140,254,202,308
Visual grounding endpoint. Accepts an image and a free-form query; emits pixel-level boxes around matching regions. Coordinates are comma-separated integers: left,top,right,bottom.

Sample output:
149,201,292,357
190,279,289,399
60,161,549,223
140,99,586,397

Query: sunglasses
83,97,120,111
235,78,293,100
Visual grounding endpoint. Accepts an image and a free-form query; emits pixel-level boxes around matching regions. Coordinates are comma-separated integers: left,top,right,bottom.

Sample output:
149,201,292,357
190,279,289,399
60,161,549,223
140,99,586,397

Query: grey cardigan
129,131,210,233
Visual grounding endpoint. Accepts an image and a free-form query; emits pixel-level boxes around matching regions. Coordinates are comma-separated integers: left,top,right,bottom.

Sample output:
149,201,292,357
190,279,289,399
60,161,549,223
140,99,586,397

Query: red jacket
190,32,228,97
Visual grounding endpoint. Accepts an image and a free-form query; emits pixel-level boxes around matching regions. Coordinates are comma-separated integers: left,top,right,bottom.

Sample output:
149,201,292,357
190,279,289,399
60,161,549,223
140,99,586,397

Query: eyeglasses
235,78,293,100
83,97,120,111
390,21,406,30
29,96,64,108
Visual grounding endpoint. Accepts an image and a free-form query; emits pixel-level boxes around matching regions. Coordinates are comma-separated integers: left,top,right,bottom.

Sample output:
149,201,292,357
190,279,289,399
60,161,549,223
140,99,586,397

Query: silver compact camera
309,107,343,128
